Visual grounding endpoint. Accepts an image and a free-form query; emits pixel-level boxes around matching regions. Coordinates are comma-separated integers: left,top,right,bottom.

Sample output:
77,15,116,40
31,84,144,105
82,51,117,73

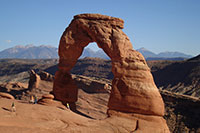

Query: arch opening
71,42,113,119
72,42,112,79
79,42,110,60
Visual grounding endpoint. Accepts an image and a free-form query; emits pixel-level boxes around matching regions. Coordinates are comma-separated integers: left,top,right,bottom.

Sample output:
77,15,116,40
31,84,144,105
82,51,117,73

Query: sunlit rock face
53,13,169,132
28,70,40,91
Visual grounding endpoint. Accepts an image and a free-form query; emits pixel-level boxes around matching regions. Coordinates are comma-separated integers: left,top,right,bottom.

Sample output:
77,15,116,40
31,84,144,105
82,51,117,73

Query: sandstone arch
53,13,165,117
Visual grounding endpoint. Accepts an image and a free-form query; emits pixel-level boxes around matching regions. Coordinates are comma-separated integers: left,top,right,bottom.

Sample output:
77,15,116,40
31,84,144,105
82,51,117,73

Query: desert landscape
0,13,200,133
0,55,200,132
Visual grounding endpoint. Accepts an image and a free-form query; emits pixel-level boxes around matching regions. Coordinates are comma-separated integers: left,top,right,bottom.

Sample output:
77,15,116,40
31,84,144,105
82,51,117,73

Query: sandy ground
0,79,169,132
0,98,140,133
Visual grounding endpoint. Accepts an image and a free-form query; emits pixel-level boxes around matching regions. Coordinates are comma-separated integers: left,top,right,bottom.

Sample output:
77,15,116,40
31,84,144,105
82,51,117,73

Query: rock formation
39,71,54,81
38,94,54,105
0,92,15,99
38,94,68,110
72,74,111,93
161,90,200,132
53,13,169,132
28,70,40,90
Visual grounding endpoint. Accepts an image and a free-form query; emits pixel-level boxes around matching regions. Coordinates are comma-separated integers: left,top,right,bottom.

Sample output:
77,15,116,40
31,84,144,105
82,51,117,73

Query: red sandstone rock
53,13,169,132
28,70,40,90
53,71,78,103
39,71,54,81
72,74,111,93
42,94,54,99
38,94,67,110
108,110,169,133
0,92,15,99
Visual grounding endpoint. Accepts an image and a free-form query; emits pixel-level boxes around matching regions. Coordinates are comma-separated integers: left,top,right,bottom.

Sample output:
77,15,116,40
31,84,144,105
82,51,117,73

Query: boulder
0,92,15,99
42,94,54,99
39,71,54,81
38,94,67,110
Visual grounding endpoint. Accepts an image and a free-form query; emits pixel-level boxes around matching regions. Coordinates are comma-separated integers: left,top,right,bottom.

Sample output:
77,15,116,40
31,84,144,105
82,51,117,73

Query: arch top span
74,13,124,29
58,13,134,71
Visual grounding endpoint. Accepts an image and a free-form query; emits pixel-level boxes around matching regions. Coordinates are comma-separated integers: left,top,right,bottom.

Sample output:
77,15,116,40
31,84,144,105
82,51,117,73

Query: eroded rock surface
38,94,67,109
28,70,40,90
0,92,15,99
39,71,54,81
161,90,200,132
53,13,169,132
72,74,111,93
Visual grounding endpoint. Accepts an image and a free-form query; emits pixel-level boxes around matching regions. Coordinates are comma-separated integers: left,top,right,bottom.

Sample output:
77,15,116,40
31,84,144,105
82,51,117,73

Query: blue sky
0,0,199,56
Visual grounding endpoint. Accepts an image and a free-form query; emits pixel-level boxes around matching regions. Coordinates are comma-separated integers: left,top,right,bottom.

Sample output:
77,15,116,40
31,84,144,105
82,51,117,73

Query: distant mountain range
80,48,109,59
0,45,58,59
137,47,193,60
0,45,193,60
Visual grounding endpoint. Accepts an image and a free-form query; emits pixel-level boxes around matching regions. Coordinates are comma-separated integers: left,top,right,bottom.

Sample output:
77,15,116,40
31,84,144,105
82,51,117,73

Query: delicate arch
53,14,165,116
